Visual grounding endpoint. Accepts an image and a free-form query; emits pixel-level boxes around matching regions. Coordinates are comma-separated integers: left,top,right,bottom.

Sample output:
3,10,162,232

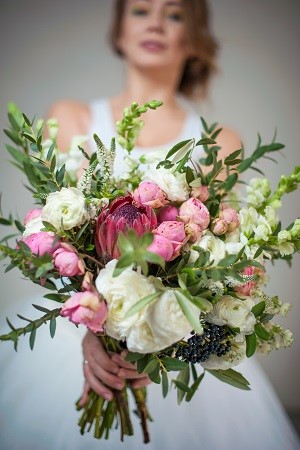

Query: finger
84,362,124,391
83,336,119,375
131,378,153,389
83,365,114,401
79,381,91,407
111,353,136,369
118,367,151,380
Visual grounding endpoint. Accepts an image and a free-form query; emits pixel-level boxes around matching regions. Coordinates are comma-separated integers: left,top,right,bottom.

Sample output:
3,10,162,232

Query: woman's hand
80,331,151,406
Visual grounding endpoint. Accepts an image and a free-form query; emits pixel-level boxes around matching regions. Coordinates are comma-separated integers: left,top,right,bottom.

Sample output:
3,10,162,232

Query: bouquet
0,101,299,443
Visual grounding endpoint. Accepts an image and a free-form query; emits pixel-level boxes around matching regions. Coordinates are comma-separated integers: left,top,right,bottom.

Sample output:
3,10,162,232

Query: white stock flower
264,206,278,229
277,230,292,242
22,216,44,237
254,216,272,241
201,340,247,370
239,207,258,236
276,242,294,256
95,260,157,342
291,218,300,238
142,166,189,202
190,231,226,265
246,186,265,208
249,178,271,197
42,187,87,230
208,295,255,333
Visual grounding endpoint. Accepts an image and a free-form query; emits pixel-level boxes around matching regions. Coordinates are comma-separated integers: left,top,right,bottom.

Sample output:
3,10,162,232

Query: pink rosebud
21,232,60,256
53,243,85,277
191,185,209,202
157,205,179,223
179,198,210,230
235,266,257,296
210,218,228,236
147,234,174,261
60,290,107,333
24,208,42,225
185,222,202,243
220,205,240,232
133,181,167,208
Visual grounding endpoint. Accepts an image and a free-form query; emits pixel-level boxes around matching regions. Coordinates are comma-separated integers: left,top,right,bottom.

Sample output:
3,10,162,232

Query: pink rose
24,208,42,225
147,234,174,261
53,243,85,277
179,198,210,230
235,266,257,296
220,205,240,232
60,290,107,333
191,185,209,202
21,232,60,256
157,205,179,223
133,181,167,208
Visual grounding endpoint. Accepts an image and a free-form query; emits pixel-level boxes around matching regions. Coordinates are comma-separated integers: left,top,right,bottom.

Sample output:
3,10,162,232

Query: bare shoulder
215,126,242,160
46,100,91,151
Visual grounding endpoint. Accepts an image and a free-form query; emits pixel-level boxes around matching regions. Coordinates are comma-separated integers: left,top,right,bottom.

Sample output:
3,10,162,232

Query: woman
1,1,298,449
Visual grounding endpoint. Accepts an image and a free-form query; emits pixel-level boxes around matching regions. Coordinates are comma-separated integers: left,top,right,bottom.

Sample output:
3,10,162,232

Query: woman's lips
140,40,166,51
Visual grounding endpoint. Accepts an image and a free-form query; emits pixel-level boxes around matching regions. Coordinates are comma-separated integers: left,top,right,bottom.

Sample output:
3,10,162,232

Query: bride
1,1,299,449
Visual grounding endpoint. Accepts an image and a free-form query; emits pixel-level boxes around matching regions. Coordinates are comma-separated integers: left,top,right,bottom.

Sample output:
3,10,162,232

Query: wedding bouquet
1,101,299,443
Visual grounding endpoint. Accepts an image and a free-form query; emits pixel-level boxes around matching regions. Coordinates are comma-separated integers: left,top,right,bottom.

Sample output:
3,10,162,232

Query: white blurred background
0,0,299,424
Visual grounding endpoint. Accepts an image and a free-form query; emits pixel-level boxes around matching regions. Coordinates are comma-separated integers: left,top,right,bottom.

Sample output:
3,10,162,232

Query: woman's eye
166,10,184,22
131,7,149,16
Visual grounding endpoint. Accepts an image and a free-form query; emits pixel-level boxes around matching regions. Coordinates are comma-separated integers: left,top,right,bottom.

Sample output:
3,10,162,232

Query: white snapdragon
254,216,272,241
264,206,278,229
95,260,157,342
190,231,226,265
42,187,87,230
142,166,189,202
291,218,300,238
239,207,258,236
201,339,247,370
207,295,256,334
246,178,271,207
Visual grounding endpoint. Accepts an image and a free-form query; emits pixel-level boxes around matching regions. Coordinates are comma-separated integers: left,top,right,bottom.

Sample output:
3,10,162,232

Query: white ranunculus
201,340,247,370
42,187,87,230
208,295,255,333
239,207,258,236
190,231,226,265
145,290,199,352
126,321,158,353
142,166,189,202
95,260,157,341
22,216,44,237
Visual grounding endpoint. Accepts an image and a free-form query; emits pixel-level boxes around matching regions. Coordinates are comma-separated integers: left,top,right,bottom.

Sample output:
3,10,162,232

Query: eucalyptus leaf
246,332,257,357
175,290,203,334
254,323,270,341
125,291,160,318
161,371,169,398
161,356,188,371
185,373,205,402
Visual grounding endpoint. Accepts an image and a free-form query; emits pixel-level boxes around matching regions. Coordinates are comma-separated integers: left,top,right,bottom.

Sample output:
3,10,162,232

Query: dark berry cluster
176,323,232,363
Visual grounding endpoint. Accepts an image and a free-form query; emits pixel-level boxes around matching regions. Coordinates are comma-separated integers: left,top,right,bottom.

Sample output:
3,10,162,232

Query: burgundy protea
95,195,157,260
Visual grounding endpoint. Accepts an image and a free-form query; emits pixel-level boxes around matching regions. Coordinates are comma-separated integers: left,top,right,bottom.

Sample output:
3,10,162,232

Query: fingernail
118,370,126,378
116,382,124,389
121,350,128,358
104,392,112,401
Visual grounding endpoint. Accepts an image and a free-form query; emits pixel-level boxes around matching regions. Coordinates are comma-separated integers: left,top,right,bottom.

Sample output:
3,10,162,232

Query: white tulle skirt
0,298,299,450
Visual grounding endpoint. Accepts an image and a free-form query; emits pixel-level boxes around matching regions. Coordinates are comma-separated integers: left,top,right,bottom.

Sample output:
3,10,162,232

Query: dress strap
88,98,114,151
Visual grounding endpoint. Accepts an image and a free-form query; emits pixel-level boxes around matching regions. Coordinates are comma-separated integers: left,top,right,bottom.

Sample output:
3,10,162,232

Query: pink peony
185,222,202,243
147,234,174,261
210,218,228,236
24,208,42,225
179,198,210,230
191,185,209,202
133,181,167,208
95,195,157,260
21,232,60,256
53,243,85,277
157,205,179,223
155,221,186,243
60,290,107,333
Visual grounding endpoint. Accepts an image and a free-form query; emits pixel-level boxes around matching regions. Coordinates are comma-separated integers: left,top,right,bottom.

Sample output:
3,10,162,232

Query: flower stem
130,386,151,444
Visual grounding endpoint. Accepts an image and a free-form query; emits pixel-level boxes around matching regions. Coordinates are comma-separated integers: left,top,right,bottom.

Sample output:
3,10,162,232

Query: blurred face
118,0,193,74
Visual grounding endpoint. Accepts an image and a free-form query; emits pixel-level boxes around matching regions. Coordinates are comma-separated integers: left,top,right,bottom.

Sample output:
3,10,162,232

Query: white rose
190,231,226,265
142,166,189,202
201,340,247,370
95,260,157,341
143,290,199,352
42,187,87,230
22,216,44,237
208,295,255,333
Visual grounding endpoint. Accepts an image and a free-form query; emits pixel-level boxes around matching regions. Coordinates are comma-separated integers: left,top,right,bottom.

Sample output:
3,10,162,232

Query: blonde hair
109,0,219,98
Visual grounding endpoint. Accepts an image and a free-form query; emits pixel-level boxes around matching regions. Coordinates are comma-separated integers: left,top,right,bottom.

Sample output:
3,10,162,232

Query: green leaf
125,291,160,318
208,369,251,390
218,254,239,267
125,352,145,362
44,293,65,303
0,218,12,226
175,290,202,334
254,323,270,341
144,250,165,268
251,301,266,317
165,139,193,161
49,317,56,338
196,137,216,145
137,354,152,374
32,304,51,313
161,356,188,371
172,379,190,393
246,332,257,357
177,366,190,404
143,357,159,374
29,328,36,350
185,372,205,402
117,233,134,254
161,371,169,398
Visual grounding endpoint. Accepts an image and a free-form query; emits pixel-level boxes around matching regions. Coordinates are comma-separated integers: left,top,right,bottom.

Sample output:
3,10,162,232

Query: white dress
0,98,299,450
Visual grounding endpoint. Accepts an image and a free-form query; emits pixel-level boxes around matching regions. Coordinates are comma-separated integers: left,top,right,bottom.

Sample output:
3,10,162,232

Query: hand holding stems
80,330,152,406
